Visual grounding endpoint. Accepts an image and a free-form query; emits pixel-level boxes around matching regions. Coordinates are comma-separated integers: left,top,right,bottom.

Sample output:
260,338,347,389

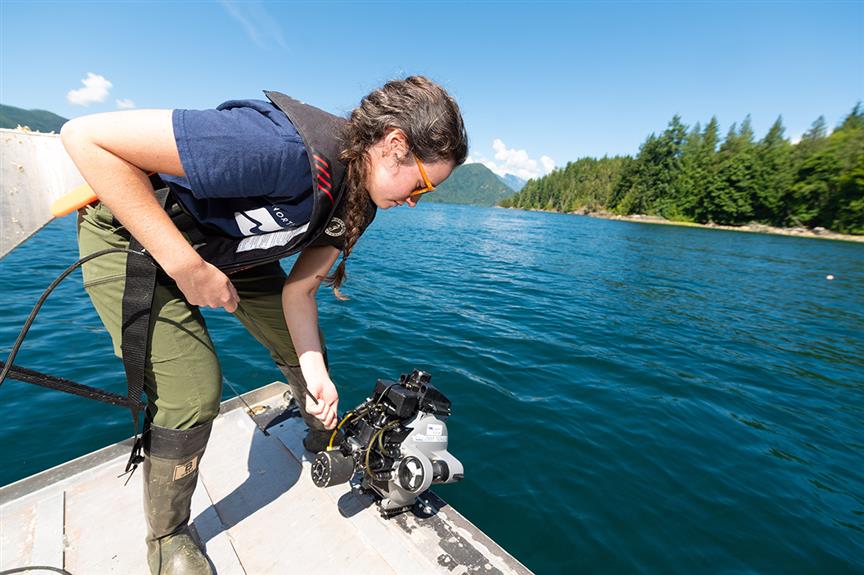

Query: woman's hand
167,257,240,313
62,109,237,310
304,376,340,430
281,246,344,430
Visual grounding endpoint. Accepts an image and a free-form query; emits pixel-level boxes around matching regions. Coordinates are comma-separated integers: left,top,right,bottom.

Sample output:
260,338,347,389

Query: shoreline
503,207,864,243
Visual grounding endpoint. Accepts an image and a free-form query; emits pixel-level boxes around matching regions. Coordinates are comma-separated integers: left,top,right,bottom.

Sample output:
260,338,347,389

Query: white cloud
116,98,136,109
67,73,112,106
469,139,556,181
221,0,288,50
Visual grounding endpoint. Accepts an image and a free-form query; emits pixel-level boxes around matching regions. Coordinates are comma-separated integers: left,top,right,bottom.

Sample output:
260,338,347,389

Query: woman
61,76,468,575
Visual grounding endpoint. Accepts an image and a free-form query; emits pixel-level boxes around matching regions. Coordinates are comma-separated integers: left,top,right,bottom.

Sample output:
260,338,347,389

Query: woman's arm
282,245,342,429
61,110,239,311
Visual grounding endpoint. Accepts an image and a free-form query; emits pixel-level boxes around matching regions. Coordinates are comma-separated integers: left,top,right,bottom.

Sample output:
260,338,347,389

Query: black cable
0,567,74,574
0,247,153,389
372,383,396,409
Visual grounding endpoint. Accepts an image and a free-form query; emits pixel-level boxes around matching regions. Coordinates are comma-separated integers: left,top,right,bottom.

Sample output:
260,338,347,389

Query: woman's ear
383,128,409,162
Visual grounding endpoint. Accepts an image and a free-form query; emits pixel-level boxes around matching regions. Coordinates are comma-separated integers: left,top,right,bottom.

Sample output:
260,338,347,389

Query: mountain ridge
0,103,69,133
423,163,517,206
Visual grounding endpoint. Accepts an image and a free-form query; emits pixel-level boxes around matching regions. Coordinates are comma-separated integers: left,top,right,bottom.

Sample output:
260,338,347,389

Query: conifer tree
677,121,702,219
708,117,757,224
832,104,864,234
803,104,864,232
608,136,650,214
610,116,687,216
653,115,689,218
691,117,721,223
789,115,835,226
753,116,793,225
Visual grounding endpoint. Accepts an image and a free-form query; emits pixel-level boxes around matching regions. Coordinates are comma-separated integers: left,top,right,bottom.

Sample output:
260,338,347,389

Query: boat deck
0,383,531,574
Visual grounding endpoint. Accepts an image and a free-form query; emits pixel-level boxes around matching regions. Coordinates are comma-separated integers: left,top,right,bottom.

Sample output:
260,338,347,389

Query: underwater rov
309,369,464,517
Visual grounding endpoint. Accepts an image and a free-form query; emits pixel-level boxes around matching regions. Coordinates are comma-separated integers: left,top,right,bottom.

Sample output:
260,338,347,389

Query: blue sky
2,1,862,180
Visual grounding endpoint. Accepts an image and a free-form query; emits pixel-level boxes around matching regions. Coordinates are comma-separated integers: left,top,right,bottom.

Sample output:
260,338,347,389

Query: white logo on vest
325,217,346,237
235,208,283,236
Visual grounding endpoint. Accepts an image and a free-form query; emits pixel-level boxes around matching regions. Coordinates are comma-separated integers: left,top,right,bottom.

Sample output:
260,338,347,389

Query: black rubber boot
143,422,214,575
279,365,342,452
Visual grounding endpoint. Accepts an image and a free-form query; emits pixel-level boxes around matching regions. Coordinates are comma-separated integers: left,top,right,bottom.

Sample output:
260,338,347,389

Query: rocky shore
504,206,864,243
584,212,864,243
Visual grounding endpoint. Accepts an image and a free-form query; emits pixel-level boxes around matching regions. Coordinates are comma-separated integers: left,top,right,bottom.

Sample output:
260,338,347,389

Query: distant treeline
500,105,864,234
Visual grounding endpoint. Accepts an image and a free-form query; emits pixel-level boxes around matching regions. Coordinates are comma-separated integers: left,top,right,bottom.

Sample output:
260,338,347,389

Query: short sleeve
170,100,311,200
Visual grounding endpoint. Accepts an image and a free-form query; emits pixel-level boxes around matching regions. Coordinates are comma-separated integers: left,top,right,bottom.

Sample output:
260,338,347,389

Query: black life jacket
166,91,349,273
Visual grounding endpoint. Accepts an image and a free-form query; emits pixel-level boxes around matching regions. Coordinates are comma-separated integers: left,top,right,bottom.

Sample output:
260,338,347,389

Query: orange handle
50,184,98,217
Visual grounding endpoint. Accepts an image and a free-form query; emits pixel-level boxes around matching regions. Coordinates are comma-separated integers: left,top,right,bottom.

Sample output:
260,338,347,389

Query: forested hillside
424,163,516,206
501,105,864,234
0,104,68,132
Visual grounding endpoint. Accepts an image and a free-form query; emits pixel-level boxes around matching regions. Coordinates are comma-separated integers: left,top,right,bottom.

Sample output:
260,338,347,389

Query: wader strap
121,182,169,473
0,361,141,409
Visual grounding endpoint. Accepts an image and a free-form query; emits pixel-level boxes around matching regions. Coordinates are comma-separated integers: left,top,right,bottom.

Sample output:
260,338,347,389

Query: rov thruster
310,370,463,517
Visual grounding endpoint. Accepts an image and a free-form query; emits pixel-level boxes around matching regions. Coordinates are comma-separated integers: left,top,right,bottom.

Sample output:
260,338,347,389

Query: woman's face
365,129,455,209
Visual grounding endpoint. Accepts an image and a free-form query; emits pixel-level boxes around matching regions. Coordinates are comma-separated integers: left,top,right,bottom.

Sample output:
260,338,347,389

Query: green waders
78,201,329,573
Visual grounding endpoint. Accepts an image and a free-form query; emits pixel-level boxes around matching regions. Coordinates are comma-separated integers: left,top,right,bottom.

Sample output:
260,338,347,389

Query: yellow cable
327,411,355,450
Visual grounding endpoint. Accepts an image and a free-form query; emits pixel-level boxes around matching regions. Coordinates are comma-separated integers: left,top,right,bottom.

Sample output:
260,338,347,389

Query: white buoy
826,275,835,280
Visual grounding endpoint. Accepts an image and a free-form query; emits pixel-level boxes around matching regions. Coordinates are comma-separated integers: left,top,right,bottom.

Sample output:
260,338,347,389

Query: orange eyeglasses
410,154,436,197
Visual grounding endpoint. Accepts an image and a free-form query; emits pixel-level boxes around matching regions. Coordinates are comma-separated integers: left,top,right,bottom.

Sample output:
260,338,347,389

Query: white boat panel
63,456,148,574
31,491,65,570
0,498,37,570
191,476,245,575
0,128,85,259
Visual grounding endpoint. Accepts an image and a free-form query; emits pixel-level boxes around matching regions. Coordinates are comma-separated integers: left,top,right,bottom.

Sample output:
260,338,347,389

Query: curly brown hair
326,76,468,299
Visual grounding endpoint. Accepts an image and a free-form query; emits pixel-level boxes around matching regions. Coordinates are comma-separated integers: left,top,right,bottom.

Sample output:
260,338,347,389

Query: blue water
2,204,863,574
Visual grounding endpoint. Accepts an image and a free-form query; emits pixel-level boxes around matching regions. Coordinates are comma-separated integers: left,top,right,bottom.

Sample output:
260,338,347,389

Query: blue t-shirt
160,99,313,238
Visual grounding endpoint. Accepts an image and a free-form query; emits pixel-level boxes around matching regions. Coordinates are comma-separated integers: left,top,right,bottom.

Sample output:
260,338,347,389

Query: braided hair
326,76,468,299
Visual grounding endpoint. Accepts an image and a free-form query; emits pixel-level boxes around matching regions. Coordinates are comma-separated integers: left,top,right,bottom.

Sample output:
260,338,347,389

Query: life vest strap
119,186,170,474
